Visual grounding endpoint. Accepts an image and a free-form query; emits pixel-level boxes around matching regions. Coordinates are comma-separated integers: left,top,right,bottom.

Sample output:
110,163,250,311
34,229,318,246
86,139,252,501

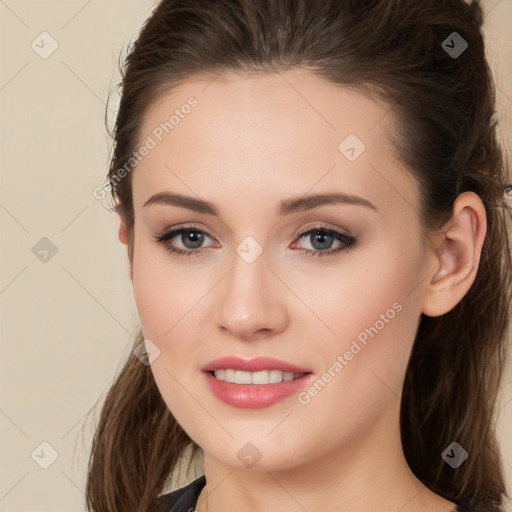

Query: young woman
85,1,512,511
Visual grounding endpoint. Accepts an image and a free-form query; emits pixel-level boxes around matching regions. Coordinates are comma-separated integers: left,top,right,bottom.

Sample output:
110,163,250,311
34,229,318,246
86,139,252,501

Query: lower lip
203,371,314,408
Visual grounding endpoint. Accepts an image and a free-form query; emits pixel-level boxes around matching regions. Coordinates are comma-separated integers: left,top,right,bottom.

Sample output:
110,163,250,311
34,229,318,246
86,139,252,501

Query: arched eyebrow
143,191,378,215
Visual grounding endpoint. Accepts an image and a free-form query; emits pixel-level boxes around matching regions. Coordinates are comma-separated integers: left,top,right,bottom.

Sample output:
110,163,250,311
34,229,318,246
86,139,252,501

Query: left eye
154,225,357,259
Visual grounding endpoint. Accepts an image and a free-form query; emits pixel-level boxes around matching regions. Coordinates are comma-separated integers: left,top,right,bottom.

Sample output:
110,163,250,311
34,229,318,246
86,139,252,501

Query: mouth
206,369,311,385
203,368,314,408
202,356,312,375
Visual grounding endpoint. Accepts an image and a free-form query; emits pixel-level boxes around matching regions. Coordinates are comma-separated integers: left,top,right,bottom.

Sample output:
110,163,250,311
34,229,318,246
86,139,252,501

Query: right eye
154,226,218,258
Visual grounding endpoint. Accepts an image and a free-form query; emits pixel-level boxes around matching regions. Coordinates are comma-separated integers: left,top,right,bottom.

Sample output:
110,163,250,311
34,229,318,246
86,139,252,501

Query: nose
215,250,289,341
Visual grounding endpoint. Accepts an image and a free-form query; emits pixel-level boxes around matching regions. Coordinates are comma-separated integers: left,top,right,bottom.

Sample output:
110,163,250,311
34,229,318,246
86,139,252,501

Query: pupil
312,232,333,250
184,231,203,249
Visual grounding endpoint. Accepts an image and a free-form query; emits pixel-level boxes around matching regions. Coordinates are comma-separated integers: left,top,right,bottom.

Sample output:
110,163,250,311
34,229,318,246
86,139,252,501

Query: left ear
421,191,487,317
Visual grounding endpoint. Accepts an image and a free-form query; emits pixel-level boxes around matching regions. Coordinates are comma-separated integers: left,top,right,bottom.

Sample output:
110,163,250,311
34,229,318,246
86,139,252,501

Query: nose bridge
226,234,269,307
216,234,287,337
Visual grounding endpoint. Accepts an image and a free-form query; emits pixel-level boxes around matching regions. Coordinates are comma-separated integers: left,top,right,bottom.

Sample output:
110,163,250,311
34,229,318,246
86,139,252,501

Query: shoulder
155,475,206,512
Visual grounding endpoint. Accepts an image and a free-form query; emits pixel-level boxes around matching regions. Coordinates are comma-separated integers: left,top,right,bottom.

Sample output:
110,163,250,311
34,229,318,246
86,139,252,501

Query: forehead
139,69,393,148
132,69,416,217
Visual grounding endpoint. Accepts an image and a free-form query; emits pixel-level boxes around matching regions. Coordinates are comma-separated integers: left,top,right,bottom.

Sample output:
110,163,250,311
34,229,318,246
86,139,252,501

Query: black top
155,475,475,512
155,475,206,512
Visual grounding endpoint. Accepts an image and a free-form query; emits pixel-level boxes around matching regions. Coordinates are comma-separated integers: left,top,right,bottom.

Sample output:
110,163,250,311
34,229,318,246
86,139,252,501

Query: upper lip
202,356,312,374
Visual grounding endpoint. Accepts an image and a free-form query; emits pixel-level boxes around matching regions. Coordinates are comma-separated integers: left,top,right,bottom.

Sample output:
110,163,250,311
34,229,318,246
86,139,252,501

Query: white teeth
212,369,306,384
236,370,252,384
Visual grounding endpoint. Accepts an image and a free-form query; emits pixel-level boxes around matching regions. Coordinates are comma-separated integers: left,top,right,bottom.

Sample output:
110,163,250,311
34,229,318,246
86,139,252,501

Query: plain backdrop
0,1,511,510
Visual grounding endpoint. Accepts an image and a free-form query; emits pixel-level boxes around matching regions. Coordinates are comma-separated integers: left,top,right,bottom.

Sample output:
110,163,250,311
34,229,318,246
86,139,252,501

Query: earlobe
117,218,133,282
421,192,487,317
118,219,129,245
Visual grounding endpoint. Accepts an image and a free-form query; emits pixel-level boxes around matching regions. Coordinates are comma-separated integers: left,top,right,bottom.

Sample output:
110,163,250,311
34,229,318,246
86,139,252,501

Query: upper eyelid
295,224,351,238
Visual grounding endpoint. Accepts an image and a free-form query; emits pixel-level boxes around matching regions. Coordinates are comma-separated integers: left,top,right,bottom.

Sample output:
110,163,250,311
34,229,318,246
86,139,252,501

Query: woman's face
129,69,434,470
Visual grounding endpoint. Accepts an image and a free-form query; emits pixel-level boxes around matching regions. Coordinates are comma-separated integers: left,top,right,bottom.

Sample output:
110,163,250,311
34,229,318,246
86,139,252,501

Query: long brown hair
85,1,512,510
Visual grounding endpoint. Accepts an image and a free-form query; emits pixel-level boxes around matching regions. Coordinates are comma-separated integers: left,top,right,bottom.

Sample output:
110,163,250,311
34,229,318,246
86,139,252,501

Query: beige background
0,0,511,510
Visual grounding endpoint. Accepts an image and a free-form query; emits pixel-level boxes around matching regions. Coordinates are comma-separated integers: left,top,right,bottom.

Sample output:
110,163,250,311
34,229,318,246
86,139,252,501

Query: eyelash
153,224,357,259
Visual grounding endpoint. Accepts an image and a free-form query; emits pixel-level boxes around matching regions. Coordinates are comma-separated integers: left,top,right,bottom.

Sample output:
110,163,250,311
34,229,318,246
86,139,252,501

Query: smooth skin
118,68,486,512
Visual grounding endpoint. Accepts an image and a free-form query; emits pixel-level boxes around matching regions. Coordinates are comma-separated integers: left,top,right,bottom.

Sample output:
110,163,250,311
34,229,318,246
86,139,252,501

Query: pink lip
202,356,312,374
203,372,314,409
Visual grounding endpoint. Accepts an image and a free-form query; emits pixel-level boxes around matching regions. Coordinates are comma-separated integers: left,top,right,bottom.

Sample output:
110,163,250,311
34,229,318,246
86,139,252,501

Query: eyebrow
143,191,378,216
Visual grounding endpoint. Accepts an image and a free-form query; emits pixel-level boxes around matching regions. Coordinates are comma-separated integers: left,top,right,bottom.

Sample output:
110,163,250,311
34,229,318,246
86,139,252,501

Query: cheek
131,240,203,429
131,235,198,338
287,245,423,453
132,244,166,338
294,234,424,386
345,246,423,375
